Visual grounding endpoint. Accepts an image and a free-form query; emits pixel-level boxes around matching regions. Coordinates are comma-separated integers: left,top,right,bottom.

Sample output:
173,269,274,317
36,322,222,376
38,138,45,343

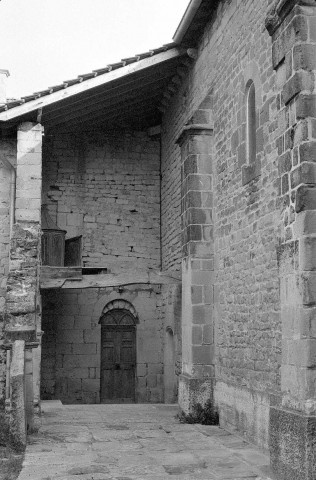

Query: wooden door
101,325,136,403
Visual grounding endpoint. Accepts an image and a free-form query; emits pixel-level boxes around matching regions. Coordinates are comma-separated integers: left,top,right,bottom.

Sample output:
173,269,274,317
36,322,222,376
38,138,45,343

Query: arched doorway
99,301,137,403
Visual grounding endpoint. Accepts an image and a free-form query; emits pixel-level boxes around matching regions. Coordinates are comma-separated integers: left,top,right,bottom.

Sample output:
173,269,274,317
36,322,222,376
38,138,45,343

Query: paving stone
17,403,273,480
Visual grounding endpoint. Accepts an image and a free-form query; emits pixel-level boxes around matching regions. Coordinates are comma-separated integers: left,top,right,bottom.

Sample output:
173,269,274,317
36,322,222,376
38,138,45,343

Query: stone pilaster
176,123,216,417
4,122,43,432
266,2,316,478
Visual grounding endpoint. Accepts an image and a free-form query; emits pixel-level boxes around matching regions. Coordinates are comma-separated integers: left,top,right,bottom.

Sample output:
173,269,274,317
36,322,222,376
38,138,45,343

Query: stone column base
270,406,316,480
178,373,217,422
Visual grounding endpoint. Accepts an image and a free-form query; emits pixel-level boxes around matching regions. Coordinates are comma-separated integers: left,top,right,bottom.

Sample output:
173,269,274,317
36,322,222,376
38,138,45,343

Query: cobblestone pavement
17,401,274,480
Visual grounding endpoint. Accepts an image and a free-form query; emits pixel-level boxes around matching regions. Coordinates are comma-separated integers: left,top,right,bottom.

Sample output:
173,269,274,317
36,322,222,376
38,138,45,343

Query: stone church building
0,0,316,478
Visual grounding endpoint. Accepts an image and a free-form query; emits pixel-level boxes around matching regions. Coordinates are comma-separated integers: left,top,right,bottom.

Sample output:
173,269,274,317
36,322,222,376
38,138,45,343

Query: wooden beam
40,63,178,120
46,95,162,131
43,81,167,126
40,269,181,290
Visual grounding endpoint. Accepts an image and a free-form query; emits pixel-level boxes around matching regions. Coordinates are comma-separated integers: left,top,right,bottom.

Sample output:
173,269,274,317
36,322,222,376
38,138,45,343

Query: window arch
246,80,257,164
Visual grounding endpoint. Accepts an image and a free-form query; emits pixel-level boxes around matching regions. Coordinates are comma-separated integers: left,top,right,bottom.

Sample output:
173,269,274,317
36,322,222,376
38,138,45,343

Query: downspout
1,156,16,236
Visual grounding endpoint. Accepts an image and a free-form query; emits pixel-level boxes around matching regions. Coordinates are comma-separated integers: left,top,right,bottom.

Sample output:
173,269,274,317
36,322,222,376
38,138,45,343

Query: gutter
1,156,16,236
173,0,203,44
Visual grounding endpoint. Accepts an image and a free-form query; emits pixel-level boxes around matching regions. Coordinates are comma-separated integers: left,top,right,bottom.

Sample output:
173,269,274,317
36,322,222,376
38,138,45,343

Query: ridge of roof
0,42,176,114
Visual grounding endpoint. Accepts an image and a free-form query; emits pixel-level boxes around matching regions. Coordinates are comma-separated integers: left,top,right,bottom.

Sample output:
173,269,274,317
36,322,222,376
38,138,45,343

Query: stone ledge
176,124,213,146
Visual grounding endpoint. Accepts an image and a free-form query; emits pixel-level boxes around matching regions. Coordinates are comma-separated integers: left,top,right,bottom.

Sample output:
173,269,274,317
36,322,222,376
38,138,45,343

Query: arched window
246,81,256,163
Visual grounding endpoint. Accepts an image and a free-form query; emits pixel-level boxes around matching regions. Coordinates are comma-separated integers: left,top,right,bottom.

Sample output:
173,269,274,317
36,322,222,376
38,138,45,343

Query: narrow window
246,81,256,163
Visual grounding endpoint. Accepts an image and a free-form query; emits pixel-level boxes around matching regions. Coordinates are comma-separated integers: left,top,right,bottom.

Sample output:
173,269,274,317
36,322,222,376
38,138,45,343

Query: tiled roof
0,43,176,113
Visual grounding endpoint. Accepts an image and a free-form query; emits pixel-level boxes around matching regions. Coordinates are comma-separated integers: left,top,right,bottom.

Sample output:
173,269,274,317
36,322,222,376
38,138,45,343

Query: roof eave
0,47,185,124
173,0,203,44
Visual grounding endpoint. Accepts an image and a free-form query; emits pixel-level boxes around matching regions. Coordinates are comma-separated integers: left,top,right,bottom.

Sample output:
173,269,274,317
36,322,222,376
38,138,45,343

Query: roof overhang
0,46,189,135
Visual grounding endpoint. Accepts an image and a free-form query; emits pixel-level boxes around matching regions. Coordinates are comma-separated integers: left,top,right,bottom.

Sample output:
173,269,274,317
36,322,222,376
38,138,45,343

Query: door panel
101,325,136,403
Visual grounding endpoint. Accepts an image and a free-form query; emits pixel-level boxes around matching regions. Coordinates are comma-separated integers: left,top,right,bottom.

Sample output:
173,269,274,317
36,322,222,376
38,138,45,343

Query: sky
0,0,190,99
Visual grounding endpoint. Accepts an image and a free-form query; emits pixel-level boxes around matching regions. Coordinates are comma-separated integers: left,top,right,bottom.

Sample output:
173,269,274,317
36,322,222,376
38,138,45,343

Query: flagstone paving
17,401,274,480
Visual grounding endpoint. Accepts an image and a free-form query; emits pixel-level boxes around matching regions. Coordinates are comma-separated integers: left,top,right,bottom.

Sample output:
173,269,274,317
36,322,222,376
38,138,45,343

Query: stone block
66,378,82,398
82,379,99,393
56,329,83,344
56,343,72,354
300,141,316,164
185,207,213,226
270,406,316,480
17,140,42,154
295,185,316,212
16,153,41,166
301,272,316,305
74,316,91,330
192,345,214,365
149,388,163,403
192,270,214,285
191,285,203,304
185,174,212,192
187,241,214,258
147,363,163,375
83,328,100,344
282,72,314,106
202,225,213,242
73,343,97,355
63,354,99,369
272,15,308,68
188,136,212,155
203,324,214,345
291,163,316,188
137,363,147,377
296,94,316,120
147,374,157,388
300,236,316,270
184,225,202,243
9,340,26,451
192,305,213,325
294,211,316,236
15,208,40,222
192,326,203,345
178,374,216,417
57,367,89,379
293,43,316,71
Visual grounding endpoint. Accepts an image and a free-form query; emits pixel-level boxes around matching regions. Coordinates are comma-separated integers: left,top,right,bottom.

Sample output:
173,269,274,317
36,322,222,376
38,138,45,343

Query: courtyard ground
17,401,274,480
0,446,23,480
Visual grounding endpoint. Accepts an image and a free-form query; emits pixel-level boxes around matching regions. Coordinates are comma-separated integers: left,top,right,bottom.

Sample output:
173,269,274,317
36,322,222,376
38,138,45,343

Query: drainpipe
0,70,15,235
1,156,16,236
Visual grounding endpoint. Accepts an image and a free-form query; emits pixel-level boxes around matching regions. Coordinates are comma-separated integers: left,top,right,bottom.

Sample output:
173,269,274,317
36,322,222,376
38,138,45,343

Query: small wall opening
164,327,177,403
246,80,257,164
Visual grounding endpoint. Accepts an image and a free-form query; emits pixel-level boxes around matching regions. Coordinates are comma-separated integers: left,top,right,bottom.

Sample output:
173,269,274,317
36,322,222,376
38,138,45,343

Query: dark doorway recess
100,309,136,403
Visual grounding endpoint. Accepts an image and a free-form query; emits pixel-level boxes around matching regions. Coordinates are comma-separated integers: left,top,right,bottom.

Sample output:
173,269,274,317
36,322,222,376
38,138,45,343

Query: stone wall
161,0,281,449
41,285,165,404
0,137,16,405
42,130,160,273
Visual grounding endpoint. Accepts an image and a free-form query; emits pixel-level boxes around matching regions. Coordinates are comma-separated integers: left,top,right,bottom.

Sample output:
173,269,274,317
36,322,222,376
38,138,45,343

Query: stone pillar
266,2,316,478
4,122,43,433
9,340,26,452
176,123,216,418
